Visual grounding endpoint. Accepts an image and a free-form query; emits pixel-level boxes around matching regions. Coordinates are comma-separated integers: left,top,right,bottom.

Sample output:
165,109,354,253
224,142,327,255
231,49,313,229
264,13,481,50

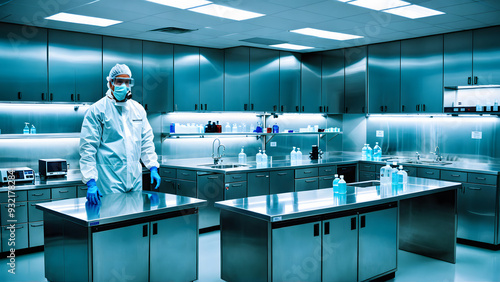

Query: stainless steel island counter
215,177,460,282
37,191,206,282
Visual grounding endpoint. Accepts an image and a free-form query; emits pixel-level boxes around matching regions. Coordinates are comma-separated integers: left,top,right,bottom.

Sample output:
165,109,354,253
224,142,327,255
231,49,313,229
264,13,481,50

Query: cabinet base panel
369,271,395,282
457,238,500,250
200,225,220,234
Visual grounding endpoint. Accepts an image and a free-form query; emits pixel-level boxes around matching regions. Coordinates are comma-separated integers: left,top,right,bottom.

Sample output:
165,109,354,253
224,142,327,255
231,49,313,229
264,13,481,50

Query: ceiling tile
406,26,448,36
440,18,486,29
267,0,326,9
388,20,433,31
244,16,307,30
210,22,262,34
299,1,369,18
415,14,466,25
272,9,332,24
147,9,232,27
463,11,500,25
131,16,196,29
210,0,292,15
241,27,283,37
440,2,494,16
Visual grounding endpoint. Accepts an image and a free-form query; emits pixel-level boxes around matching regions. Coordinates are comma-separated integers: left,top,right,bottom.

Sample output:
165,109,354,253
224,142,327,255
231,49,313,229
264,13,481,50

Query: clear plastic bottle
232,123,238,133
23,122,29,134
262,150,268,166
332,174,340,194
296,148,302,165
494,100,499,112
290,147,297,165
242,123,247,133
30,124,36,134
366,144,373,161
225,122,231,133
361,144,368,160
338,175,347,194
391,162,399,191
380,162,392,185
238,147,247,165
373,142,382,161
397,165,408,190
256,150,263,165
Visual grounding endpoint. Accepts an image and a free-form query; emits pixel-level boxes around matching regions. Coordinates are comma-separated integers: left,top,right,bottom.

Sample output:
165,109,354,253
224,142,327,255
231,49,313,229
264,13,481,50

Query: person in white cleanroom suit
79,64,161,204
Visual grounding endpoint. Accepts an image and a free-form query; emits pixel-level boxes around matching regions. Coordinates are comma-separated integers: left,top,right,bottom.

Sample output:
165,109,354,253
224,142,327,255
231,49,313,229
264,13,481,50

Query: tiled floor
1,231,499,281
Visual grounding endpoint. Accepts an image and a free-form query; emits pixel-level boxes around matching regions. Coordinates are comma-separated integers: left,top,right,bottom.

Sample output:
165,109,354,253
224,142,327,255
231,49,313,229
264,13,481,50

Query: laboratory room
1,0,500,281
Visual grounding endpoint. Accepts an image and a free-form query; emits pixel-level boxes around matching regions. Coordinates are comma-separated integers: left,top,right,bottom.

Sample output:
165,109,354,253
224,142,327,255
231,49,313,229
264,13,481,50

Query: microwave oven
39,159,68,177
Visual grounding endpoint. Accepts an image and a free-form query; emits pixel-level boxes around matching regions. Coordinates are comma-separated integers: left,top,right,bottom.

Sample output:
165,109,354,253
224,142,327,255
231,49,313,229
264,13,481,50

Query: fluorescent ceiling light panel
145,0,212,9
45,12,121,27
384,5,445,19
189,4,265,21
271,43,314,50
290,28,362,40
348,0,410,11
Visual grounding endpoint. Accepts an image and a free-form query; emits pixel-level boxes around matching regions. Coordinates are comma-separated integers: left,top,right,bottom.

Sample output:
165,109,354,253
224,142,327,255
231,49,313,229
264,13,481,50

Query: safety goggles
112,77,134,87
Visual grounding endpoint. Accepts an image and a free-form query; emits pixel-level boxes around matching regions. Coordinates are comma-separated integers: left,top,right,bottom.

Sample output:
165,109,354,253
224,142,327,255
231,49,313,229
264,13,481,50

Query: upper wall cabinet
368,41,401,114
401,35,443,113
301,53,322,113
225,47,250,111
143,41,173,113
322,49,344,114
173,45,200,111
200,48,224,112
472,26,500,85
344,46,367,114
0,23,48,102
48,30,102,103
279,52,301,113
250,48,280,112
444,31,473,87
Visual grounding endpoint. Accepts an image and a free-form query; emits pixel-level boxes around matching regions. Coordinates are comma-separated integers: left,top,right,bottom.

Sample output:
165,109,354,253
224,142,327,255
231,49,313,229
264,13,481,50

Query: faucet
431,146,442,162
212,138,225,165
415,152,421,163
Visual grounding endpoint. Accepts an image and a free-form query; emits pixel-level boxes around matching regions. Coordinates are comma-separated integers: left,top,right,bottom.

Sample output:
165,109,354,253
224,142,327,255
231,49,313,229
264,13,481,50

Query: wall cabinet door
301,53,322,113
401,35,443,113
0,23,48,102
473,26,500,85
225,47,250,111
250,48,279,112
322,50,345,114
272,222,322,282
279,52,301,113
248,172,270,197
174,45,200,111
200,48,224,111
368,41,401,113
444,31,473,87
458,184,496,244
344,46,367,114
48,30,102,103
143,41,173,113
103,37,143,104
270,170,294,194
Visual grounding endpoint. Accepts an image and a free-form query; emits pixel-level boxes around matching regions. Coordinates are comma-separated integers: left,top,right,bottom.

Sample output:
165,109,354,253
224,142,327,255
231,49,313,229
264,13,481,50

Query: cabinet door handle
143,225,148,237
277,172,287,176
281,105,284,112
30,223,43,227
323,177,333,180
32,193,44,196
351,217,357,230
362,106,365,113
425,171,434,175
152,223,158,235
360,215,366,228
145,104,148,111
207,176,219,179
232,176,242,179
164,180,173,183
18,92,22,99
182,173,189,175
71,94,75,101
402,105,405,112
422,104,426,111
474,76,478,84
303,171,312,174
451,174,461,177
58,190,69,193
324,222,330,235
273,105,277,111
302,106,305,112
200,104,203,110
380,106,384,112
80,187,88,190
319,106,323,112
195,104,198,110
385,106,387,112
50,93,53,101
256,174,267,178
296,106,299,112
232,184,242,187
324,169,332,172
475,177,486,180
314,223,320,237
251,104,254,110
244,104,248,110
42,93,45,100
77,94,80,101
468,77,472,85
305,179,316,183
345,107,348,113
468,187,481,190
416,104,419,111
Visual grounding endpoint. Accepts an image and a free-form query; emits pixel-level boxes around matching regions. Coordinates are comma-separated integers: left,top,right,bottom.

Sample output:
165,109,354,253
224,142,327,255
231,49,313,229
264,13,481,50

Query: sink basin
198,163,248,169
347,180,380,187
403,160,452,166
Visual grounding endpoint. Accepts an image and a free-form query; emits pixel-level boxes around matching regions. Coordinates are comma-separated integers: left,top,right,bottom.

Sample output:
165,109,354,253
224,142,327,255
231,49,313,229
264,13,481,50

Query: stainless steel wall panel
174,45,200,111
200,48,224,111
301,53,322,113
444,31,473,87
344,46,367,114
342,114,367,153
250,48,280,112
473,26,500,85
225,47,250,111
279,52,301,113
143,41,173,113
322,49,345,114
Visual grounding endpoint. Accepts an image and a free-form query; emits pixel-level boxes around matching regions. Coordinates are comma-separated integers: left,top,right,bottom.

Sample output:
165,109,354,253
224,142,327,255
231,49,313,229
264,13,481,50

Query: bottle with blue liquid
391,162,399,193
373,142,382,161
23,122,29,134
361,144,368,160
273,123,279,133
366,144,373,161
332,174,340,194
338,175,347,194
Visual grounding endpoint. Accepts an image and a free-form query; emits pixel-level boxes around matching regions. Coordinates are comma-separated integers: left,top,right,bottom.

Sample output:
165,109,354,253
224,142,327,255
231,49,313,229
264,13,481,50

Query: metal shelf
161,132,342,142
0,133,81,139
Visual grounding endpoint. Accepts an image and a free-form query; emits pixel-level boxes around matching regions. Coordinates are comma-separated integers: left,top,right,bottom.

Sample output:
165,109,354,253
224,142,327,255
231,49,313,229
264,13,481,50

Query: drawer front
225,182,247,200
177,169,197,181
295,168,319,179
2,223,28,252
29,221,44,247
159,167,176,178
359,163,376,172
159,178,177,195
319,176,335,189
417,168,440,179
176,180,196,198
1,202,28,225
467,173,497,186
77,185,88,198
359,171,376,182
0,190,27,203
51,187,77,200
226,173,247,183
27,189,51,201
319,166,337,176
28,200,50,222
295,177,319,192
441,170,467,182
401,166,417,177
270,170,294,194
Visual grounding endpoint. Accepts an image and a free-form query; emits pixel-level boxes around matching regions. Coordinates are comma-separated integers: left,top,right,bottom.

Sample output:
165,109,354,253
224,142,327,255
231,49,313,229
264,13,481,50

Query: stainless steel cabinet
2,223,28,252
248,172,270,197
368,41,401,113
401,35,443,113
322,50,345,114
444,31,473,86
0,23,48,102
103,36,143,104
322,215,358,282
345,46,367,114
159,178,176,194
1,202,27,225
51,186,76,200
174,45,200,111
295,177,319,192
417,167,440,180
319,176,335,188
472,26,500,85
48,30,102,103
250,48,279,112
177,179,197,198
143,41,173,113
270,170,294,194
358,206,398,281
225,47,250,111
28,200,49,222
225,182,247,200
279,52,301,113
458,183,496,244
301,53,322,113
150,214,198,282
272,221,322,282
77,185,88,198
200,48,224,111
28,222,44,247
198,173,224,228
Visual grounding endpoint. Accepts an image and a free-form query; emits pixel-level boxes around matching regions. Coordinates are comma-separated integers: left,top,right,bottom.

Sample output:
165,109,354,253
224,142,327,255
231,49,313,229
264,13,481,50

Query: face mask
113,84,129,101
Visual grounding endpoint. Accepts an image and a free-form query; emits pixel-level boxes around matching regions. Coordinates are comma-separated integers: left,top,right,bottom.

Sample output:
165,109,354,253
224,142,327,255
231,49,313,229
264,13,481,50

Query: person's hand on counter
150,167,161,190
86,179,102,205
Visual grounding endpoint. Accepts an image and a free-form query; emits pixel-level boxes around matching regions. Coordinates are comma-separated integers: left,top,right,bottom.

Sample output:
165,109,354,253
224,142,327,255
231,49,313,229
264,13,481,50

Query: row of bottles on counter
380,162,408,190
332,174,347,194
361,142,381,161
169,121,341,134
290,147,303,165
23,122,36,134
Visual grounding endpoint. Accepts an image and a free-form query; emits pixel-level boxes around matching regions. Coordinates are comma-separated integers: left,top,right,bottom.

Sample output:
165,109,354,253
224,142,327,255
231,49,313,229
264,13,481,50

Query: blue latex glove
86,179,102,205
150,167,161,190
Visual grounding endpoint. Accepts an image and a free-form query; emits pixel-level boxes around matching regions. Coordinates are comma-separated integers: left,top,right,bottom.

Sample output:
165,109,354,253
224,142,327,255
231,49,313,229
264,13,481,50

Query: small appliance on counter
39,158,68,178
309,145,323,160
0,167,35,184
